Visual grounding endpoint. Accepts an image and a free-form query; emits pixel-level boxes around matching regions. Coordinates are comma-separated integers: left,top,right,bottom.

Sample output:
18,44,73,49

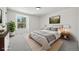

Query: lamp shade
58,24,71,33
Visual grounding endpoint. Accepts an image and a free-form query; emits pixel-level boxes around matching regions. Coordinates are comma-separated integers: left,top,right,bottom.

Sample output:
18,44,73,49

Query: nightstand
60,32,70,40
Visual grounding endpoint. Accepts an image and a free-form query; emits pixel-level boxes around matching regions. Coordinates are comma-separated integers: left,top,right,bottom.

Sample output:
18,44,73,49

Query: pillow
50,27,58,31
44,27,51,30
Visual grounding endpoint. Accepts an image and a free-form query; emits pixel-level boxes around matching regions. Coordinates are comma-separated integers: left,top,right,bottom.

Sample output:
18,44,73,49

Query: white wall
7,10,40,33
39,8,78,40
29,15,40,32
77,8,79,46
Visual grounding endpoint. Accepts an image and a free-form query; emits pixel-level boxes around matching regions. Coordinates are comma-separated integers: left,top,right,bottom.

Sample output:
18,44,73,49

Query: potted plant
7,21,16,37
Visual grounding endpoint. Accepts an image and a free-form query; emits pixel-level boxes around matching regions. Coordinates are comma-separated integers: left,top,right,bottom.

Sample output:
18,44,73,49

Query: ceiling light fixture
36,7,41,10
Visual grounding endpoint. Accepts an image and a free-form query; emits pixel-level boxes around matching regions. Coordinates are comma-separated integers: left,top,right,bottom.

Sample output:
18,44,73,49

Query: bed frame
26,34,64,51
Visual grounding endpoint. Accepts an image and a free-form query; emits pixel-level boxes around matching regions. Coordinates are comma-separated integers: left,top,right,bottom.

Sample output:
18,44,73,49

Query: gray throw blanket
30,30,60,50
33,30,56,43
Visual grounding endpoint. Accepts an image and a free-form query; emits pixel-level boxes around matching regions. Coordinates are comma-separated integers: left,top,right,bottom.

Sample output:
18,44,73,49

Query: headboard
42,24,71,31
42,24,63,30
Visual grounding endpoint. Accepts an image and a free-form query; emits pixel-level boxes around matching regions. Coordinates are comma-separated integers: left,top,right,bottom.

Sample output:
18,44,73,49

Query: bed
26,25,63,51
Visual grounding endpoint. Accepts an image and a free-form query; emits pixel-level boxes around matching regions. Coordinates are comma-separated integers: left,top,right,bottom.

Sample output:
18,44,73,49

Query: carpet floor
8,31,31,51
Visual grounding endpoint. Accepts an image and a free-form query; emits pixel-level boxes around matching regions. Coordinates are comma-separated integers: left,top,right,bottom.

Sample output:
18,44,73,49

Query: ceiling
7,7,69,16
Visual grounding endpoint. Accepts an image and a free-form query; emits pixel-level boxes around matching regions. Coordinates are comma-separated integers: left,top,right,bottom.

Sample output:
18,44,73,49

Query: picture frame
0,9,2,23
49,15,60,24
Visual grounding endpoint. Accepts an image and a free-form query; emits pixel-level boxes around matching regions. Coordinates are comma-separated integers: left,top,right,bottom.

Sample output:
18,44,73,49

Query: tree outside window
16,16,26,28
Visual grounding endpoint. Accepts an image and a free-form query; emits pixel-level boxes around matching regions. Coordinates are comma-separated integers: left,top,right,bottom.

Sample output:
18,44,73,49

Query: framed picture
49,15,60,24
0,9,2,23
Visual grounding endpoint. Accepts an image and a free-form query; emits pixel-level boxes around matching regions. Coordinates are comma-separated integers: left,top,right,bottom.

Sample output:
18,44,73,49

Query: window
16,16,26,28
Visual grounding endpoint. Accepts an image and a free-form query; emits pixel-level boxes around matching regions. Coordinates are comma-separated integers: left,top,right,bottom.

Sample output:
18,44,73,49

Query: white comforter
30,30,60,50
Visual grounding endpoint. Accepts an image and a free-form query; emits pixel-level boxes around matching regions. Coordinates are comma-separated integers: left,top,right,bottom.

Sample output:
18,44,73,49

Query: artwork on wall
0,9,2,23
49,15,60,24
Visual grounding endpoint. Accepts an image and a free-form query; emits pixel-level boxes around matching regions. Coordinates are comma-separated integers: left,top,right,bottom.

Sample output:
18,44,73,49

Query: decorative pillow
50,27,58,31
44,27,51,30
